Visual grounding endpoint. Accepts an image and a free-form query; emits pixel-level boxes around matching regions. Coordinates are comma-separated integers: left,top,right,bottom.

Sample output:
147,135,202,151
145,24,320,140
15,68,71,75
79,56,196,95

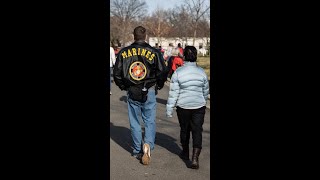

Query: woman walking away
166,46,209,169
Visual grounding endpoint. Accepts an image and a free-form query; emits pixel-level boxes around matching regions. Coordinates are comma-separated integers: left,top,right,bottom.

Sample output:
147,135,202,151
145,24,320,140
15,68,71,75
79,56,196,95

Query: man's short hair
184,46,197,62
133,26,147,41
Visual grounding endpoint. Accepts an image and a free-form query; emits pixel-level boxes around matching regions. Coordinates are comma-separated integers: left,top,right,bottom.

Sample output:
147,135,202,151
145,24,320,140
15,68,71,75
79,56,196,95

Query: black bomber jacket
113,41,168,91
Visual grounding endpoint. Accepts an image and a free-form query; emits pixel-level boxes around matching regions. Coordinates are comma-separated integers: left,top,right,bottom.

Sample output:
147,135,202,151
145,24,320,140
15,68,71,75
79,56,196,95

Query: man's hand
166,113,173,118
157,81,165,90
120,85,127,91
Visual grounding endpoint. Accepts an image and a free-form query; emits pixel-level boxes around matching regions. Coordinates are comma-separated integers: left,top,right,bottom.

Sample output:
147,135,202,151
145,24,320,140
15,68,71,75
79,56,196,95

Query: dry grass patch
196,56,210,80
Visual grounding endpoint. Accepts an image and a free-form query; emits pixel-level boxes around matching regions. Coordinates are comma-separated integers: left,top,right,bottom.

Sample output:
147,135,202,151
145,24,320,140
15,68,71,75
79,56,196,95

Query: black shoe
191,148,201,169
179,146,189,160
132,153,142,160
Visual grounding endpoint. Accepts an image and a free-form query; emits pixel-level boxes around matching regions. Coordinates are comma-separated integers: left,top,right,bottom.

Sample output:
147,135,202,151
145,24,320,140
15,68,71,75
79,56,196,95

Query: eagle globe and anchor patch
129,61,147,81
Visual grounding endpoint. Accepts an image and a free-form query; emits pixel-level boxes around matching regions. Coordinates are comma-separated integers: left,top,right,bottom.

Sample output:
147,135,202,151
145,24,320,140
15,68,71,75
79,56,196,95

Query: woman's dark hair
133,26,146,41
183,46,197,62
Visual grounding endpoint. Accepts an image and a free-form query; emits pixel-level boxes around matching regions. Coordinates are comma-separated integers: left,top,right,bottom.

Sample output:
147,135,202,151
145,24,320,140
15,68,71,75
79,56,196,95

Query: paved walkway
110,81,211,180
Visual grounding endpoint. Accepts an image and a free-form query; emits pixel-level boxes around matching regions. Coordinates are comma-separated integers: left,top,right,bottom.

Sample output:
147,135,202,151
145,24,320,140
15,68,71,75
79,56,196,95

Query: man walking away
113,26,168,165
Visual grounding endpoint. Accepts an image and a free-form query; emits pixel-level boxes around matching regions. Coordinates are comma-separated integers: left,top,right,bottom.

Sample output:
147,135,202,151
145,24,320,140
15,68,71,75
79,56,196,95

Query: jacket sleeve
113,51,127,91
155,51,169,90
110,48,116,66
166,71,180,117
203,74,210,101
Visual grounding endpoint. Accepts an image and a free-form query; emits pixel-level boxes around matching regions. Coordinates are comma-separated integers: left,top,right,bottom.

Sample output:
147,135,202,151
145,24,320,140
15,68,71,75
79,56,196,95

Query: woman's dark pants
176,106,206,149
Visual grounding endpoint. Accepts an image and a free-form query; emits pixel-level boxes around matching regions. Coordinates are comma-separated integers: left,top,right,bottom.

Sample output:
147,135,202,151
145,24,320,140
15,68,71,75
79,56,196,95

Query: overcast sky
146,0,210,15
146,0,183,14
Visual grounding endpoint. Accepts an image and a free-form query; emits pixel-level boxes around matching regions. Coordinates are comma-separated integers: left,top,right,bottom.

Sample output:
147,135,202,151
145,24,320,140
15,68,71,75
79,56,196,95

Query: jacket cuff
157,81,165,89
119,85,127,91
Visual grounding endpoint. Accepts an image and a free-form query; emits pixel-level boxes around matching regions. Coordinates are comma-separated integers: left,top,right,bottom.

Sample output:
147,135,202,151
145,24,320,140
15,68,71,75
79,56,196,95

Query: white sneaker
110,91,112,95
142,143,151,165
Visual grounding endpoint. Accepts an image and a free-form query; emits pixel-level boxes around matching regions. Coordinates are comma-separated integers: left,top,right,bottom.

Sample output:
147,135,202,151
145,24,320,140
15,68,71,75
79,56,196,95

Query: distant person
177,43,184,56
166,46,209,169
168,46,184,79
110,43,116,95
114,45,119,58
164,43,174,63
113,26,168,165
159,45,165,57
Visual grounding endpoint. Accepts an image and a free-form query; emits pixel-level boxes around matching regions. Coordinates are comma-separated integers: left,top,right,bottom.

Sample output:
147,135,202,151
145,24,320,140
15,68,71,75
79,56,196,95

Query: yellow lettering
127,49,132,57
149,54,155,61
146,51,151,58
141,49,147,56
132,48,137,56
138,48,141,55
121,51,127,58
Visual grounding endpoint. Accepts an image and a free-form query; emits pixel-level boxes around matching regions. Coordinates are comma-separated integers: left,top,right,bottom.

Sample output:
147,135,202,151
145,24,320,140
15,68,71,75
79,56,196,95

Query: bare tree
109,0,210,48
110,16,122,46
142,8,171,45
167,6,192,39
196,19,210,37
184,0,210,45
110,0,147,46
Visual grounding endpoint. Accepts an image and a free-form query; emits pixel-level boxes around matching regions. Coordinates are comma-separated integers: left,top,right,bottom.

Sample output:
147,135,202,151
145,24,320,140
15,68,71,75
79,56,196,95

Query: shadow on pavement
155,132,190,168
154,132,180,155
110,122,132,154
110,122,190,167
156,98,167,105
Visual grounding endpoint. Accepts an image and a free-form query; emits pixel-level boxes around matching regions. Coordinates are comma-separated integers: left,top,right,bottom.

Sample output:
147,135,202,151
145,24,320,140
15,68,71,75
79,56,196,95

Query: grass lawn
196,56,210,80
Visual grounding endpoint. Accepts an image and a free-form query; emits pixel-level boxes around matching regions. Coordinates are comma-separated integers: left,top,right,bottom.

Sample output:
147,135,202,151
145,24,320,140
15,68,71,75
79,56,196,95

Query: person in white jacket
110,43,116,95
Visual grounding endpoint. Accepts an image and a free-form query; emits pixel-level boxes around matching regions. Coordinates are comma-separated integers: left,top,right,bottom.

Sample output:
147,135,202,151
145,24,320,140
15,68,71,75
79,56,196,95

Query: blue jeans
127,88,157,155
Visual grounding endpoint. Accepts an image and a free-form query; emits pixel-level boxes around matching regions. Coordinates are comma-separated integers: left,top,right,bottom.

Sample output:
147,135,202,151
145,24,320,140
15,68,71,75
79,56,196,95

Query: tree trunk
193,22,198,46
157,17,161,45
193,30,196,46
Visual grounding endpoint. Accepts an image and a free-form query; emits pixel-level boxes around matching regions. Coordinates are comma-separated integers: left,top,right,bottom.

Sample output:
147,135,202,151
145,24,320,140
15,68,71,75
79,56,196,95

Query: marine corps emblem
129,61,147,81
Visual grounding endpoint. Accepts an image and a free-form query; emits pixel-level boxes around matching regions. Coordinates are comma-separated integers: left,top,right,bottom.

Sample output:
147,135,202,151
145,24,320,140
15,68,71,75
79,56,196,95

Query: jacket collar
131,40,149,46
184,61,197,66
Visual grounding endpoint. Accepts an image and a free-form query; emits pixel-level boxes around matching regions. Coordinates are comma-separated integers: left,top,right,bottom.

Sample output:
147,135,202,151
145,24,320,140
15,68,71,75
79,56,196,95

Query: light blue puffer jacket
166,61,209,117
